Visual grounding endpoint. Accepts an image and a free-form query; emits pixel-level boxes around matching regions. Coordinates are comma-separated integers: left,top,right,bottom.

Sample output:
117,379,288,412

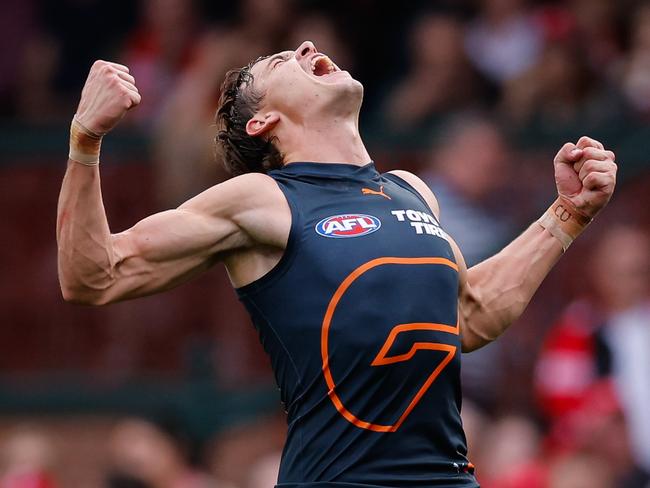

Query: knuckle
583,160,596,172
561,142,575,153
578,136,591,145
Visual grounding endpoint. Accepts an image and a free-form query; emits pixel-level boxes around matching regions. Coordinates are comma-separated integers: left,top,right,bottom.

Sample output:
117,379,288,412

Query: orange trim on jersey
371,322,459,366
320,257,459,433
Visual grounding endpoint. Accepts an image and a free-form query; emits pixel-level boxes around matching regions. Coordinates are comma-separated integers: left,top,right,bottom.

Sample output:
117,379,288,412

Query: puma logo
361,185,391,200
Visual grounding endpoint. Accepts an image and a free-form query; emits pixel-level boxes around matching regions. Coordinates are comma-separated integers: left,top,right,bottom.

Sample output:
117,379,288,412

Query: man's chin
323,73,363,97
329,77,364,114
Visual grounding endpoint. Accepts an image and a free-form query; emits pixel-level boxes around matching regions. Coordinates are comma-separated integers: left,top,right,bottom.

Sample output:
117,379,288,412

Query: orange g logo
320,257,459,433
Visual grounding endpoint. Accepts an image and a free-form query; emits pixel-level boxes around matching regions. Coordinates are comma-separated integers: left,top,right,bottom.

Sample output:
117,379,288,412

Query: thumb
554,142,584,199
554,142,584,166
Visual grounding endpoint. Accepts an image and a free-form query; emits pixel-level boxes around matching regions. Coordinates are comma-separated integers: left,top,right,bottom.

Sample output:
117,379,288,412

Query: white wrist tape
537,198,592,252
69,116,103,166
537,211,573,251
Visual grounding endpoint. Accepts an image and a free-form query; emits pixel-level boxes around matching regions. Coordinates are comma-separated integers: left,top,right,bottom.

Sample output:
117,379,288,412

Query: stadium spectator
121,0,201,126
422,115,516,266
475,415,544,488
464,0,543,84
621,2,650,117
499,38,622,131
547,452,615,488
566,0,624,70
13,34,64,123
535,224,650,484
0,428,57,488
151,0,297,206
245,452,281,488
152,30,258,206
106,418,225,488
382,13,486,131
206,415,285,488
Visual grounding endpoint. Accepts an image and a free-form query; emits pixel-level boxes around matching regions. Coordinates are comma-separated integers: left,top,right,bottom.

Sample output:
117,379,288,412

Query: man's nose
295,41,317,60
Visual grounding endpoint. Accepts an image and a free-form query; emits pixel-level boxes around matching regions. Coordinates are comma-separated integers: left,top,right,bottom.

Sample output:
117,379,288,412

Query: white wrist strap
537,198,593,252
537,211,573,252
68,149,100,166
69,116,102,166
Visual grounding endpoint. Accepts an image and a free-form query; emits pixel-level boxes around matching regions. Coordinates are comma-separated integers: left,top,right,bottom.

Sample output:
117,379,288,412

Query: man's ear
246,112,280,137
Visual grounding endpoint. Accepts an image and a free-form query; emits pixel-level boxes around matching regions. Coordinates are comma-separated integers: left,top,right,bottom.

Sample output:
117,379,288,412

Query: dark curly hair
215,56,284,176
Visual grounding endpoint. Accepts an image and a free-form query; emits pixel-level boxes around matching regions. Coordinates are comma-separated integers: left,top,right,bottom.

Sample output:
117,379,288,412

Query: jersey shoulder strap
383,172,440,226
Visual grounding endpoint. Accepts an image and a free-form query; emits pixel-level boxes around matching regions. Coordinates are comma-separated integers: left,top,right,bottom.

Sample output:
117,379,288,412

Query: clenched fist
553,136,617,219
75,60,141,135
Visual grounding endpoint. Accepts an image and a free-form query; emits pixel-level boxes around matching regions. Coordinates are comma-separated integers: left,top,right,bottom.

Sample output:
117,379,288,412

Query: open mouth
310,54,338,76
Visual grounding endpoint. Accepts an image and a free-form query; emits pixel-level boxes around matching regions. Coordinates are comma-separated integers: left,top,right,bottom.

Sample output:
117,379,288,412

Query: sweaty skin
57,42,617,352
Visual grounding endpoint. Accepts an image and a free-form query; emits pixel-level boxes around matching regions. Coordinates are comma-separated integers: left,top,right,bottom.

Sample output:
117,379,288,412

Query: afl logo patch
315,214,381,238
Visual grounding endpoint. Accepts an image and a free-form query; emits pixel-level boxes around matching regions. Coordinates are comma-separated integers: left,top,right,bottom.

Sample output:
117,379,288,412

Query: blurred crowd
3,0,650,199
1,0,650,487
0,415,287,488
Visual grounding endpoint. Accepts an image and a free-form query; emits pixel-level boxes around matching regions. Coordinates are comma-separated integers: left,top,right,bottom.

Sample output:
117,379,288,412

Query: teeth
310,55,335,75
310,55,324,74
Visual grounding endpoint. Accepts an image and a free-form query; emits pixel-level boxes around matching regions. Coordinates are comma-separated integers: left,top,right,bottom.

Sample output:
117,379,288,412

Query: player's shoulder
208,172,284,204
387,170,440,220
223,171,280,190
182,171,287,221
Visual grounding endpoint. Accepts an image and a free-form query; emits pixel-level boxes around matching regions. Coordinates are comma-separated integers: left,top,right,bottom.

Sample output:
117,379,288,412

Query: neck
279,115,371,166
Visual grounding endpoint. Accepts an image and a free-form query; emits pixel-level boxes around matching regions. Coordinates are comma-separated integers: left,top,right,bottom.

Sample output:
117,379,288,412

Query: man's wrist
69,115,103,166
537,197,593,252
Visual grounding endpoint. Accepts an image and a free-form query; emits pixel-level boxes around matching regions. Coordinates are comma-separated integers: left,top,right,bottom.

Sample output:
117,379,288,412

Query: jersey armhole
235,180,303,297
383,172,441,226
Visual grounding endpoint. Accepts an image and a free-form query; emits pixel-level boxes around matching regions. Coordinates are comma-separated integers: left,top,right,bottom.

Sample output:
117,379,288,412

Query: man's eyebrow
266,52,292,70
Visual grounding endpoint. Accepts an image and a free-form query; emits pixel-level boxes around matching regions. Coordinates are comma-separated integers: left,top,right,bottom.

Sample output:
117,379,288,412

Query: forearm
463,221,562,343
57,160,118,301
461,198,589,350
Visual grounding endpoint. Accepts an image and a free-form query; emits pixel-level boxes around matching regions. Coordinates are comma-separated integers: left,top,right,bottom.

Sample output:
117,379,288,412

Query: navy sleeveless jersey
236,162,478,488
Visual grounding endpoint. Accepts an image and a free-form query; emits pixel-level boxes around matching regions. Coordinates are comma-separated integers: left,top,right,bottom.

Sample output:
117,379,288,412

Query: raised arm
395,137,617,352
457,138,616,351
57,61,288,305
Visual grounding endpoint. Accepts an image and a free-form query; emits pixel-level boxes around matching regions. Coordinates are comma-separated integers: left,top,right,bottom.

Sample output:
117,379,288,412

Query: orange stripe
392,344,456,431
371,322,459,367
320,257,458,432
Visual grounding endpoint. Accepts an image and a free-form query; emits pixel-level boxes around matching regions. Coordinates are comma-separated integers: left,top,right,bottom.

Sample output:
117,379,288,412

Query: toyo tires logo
315,214,381,238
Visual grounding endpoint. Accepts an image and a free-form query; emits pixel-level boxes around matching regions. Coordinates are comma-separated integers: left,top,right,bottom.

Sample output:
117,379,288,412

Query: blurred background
1,0,650,486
